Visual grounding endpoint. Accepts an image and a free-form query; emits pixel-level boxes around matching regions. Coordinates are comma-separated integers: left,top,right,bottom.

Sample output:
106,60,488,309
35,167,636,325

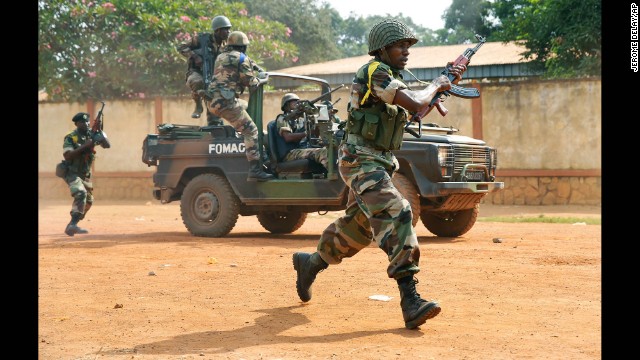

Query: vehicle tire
420,204,479,237
180,173,240,237
392,172,420,227
257,211,307,234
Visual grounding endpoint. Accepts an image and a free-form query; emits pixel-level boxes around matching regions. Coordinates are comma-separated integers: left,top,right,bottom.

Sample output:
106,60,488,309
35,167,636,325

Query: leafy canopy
38,0,601,102
39,0,297,102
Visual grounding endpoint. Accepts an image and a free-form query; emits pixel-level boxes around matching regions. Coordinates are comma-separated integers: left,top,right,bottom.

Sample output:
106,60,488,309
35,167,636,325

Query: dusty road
38,200,601,360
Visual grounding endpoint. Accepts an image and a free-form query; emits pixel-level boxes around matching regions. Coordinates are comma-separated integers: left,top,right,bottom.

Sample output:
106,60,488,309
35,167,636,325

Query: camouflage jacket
209,49,260,97
62,129,95,178
348,59,408,111
176,32,226,73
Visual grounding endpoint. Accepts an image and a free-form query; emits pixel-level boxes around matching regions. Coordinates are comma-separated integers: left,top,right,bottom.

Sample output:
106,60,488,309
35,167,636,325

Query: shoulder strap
360,61,392,105
238,53,246,74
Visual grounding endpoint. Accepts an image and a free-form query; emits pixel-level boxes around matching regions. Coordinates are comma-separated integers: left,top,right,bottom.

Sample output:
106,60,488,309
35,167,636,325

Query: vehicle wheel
420,204,479,237
392,172,420,227
180,173,240,237
257,211,307,234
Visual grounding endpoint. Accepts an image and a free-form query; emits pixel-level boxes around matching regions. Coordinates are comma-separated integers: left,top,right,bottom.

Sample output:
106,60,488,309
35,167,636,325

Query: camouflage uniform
177,30,228,124
176,33,226,98
293,18,442,330
205,48,262,161
275,114,328,168
316,59,419,279
62,128,96,223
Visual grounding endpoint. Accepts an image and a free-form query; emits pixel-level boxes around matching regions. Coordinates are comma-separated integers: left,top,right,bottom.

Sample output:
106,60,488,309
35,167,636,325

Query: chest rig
345,61,407,151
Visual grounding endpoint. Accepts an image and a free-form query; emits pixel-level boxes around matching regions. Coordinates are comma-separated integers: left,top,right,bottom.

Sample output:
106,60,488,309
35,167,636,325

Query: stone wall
483,176,601,206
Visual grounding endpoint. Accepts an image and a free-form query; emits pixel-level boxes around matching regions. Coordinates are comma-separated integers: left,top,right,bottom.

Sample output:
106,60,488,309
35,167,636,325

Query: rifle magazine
449,84,480,99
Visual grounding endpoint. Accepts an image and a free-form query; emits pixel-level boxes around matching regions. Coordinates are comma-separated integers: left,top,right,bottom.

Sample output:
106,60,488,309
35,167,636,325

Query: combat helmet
367,19,418,55
281,93,300,111
227,31,250,46
211,15,232,31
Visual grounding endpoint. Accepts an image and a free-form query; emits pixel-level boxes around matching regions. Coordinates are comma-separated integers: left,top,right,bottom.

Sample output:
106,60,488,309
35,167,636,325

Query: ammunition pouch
346,102,407,151
55,160,69,178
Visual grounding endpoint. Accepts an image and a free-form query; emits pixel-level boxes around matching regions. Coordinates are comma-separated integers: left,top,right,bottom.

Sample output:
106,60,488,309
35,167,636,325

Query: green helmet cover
367,19,418,55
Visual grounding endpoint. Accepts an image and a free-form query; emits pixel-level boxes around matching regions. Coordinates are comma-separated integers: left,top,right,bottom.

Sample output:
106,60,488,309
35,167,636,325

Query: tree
489,0,601,78
440,0,496,44
38,0,298,102
335,14,440,58
230,0,342,67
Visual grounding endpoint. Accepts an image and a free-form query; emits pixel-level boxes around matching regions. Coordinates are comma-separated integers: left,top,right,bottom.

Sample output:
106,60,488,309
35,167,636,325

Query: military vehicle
142,72,504,238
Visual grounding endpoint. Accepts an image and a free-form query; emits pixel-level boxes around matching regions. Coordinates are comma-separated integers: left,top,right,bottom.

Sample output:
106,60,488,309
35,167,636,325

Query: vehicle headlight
438,145,453,178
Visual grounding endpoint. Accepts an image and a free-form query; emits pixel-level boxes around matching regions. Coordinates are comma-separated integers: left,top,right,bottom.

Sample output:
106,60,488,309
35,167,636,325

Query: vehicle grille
452,145,494,179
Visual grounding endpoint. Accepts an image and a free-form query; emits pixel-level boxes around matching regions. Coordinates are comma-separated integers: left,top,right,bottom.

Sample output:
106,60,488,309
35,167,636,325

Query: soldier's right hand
193,54,203,67
81,138,94,151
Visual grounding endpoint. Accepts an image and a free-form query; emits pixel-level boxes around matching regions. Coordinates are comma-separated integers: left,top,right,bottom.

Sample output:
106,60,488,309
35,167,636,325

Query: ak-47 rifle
193,33,215,90
405,34,486,138
91,101,111,149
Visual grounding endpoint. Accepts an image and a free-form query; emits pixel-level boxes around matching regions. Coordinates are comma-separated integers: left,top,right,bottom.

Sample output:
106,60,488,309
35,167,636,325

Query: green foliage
333,14,440,58
38,0,297,102
38,0,601,102
489,0,601,78
233,0,342,67
440,0,496,44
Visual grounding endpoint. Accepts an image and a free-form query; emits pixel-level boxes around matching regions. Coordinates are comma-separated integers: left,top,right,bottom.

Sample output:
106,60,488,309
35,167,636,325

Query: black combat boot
191,96,203,119
247,160,274,181
397,276,441,329
65,212,89,237
292,252,328,302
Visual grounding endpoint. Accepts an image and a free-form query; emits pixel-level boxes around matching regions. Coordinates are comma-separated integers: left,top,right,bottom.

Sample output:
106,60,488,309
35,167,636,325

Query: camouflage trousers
188,72,223,126
67,175,94,219
283,147,328,168
207,96,260,161
316,143,420,280
186,71,204,94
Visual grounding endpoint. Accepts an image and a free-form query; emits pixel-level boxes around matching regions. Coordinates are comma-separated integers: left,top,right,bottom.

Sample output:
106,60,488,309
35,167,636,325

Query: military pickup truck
142,72,504,238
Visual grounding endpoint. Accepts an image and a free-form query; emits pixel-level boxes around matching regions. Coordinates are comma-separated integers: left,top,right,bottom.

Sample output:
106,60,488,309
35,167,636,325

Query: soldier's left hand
447,62,467,83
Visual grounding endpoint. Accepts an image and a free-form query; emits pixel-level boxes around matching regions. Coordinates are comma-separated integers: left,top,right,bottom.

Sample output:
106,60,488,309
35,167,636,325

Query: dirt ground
38,200,601,360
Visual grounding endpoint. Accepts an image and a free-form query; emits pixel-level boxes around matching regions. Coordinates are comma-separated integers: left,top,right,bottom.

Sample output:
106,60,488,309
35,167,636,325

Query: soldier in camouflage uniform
62,112,111,236
176,15,231,123
204,31,274,181
274,93,328,169
292,19,467,329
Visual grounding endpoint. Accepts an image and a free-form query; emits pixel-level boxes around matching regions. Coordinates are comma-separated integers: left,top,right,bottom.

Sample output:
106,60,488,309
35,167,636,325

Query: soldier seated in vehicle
272,93,328,171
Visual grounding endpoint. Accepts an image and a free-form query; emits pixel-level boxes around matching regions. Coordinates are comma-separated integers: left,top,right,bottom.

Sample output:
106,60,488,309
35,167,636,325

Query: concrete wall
39,78,601,205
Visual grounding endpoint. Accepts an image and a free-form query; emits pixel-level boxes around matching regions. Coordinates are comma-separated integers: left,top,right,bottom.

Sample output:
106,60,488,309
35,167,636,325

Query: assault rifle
405,34,486,138
284,84,345,122
284,84,345,146
193,32,215,89
91,101,111,148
